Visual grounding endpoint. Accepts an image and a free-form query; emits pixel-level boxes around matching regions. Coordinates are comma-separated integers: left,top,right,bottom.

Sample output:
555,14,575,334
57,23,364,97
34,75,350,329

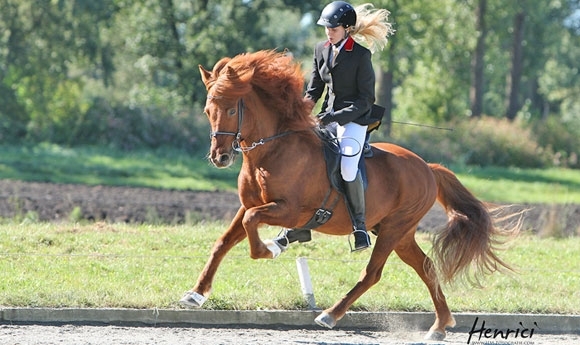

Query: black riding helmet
317,1,357,29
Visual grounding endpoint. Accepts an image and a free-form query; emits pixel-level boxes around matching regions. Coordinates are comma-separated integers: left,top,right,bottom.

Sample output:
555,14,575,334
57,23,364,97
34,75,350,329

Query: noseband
208,96,292,153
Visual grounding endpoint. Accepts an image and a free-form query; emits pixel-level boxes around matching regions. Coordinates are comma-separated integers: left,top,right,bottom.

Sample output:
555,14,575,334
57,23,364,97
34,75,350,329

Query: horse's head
199,51,316,168
199,60,253,168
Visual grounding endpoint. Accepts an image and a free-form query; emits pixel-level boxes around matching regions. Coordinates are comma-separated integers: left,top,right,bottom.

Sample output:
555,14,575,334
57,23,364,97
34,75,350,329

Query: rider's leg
338,123,371,251
344,170,370,250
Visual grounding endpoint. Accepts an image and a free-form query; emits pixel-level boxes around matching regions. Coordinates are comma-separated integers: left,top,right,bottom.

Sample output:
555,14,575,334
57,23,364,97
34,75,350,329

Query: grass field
0,144,239,191
1,144,579,313
0,222,578,314
1,144,580,203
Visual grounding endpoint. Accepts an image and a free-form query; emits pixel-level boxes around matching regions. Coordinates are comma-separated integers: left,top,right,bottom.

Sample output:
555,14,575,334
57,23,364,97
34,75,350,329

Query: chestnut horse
180,50,520,340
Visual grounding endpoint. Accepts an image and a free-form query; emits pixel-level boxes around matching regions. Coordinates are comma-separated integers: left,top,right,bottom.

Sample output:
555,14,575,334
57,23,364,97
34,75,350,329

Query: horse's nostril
219,154,230,165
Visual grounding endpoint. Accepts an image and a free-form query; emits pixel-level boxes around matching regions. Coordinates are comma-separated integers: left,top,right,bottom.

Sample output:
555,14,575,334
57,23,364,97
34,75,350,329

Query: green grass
0,223,578,314
0,144,238,191
1,144,578,313
1,144,580,203
453,166,580,203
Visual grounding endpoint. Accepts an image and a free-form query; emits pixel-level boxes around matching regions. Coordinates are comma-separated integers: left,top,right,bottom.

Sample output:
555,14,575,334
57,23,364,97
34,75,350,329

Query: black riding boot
273,228,311,251
345,171,371,251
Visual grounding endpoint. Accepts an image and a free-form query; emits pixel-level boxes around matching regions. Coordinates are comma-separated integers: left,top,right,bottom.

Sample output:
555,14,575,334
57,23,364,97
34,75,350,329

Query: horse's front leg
242,201,291,259
180,206,247,308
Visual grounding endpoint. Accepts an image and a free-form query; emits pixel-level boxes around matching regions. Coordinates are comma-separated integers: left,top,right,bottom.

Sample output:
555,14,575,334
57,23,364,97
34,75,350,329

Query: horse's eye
227,108,236,116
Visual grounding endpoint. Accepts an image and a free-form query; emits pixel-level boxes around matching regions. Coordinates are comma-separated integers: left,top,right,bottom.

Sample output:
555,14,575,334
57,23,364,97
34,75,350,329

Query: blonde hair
350,3,395,54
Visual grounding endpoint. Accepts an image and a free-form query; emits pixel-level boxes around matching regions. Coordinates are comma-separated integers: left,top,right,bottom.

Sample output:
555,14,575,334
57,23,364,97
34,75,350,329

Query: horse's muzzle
210,149,235,168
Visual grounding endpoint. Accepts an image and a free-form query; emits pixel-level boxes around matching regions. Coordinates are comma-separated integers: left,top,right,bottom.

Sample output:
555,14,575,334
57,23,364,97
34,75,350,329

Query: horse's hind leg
180,206,247,308
395,232,456,341
314,227,403,329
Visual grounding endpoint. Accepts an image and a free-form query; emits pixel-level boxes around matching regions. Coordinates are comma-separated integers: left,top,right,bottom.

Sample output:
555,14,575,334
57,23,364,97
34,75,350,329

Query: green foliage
455,118,545,168
396,118,548,168
389,116,580,169
532,116,580,169
0,0,579,163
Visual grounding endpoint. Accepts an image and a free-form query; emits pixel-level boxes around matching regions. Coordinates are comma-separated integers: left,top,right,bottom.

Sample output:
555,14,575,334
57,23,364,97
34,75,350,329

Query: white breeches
337,122,368,182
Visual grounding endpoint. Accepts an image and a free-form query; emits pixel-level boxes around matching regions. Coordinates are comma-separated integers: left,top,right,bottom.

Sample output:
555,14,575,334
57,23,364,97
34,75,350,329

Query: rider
274,1,393,252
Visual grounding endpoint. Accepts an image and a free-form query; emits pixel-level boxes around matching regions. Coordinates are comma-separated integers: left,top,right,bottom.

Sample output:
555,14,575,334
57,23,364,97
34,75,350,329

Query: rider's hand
316,111,334,126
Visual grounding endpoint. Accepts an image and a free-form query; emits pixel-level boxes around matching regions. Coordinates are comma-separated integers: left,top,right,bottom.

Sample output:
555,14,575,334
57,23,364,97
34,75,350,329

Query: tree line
0,0,579,155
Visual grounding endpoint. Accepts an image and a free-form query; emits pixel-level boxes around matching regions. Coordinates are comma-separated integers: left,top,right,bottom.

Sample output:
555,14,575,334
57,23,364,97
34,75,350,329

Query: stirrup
349,228,371,252
272,228,312,252
273,228,291,252
363,142,373,158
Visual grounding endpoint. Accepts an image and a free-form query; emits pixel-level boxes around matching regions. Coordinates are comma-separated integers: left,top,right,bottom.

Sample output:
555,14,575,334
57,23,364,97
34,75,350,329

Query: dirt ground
1,179,580,236
1,324,579,345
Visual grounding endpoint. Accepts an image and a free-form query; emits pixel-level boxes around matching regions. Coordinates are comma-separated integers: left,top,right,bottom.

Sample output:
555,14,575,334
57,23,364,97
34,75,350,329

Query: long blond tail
428,163,523,286
351,3,395,53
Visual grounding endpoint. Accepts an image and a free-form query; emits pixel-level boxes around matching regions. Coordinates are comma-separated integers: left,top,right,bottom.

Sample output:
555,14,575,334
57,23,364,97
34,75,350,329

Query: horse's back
365,142,438,224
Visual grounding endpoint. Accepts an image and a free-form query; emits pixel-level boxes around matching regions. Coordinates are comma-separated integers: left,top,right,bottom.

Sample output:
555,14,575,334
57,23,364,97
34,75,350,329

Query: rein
209,96,293,153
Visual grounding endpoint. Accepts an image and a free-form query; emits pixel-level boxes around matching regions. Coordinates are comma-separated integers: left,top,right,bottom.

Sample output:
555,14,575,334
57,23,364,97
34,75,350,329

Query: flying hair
350,3,395,54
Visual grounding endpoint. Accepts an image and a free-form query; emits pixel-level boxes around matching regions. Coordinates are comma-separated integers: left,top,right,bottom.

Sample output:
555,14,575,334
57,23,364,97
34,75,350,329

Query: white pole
296,257,317,310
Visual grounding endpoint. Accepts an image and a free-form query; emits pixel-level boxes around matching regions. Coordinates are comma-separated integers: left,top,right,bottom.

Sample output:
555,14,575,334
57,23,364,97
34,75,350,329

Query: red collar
344,36,355,51
324,36,355,51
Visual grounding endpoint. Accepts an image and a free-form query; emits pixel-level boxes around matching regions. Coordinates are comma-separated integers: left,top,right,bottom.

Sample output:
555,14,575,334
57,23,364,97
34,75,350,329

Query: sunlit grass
0,144,238,191
0,223,578,314
454,166,580,203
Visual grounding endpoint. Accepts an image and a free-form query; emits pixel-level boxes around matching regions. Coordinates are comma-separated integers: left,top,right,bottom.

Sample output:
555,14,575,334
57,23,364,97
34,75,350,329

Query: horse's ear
199,65,212,88
227,65,253,84
226,66,237,79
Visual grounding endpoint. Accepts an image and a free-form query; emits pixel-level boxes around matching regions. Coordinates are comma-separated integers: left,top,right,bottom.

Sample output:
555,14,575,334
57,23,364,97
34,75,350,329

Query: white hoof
314,312,336,329
179,291,207,308
424,330,446,341
264,240,282,259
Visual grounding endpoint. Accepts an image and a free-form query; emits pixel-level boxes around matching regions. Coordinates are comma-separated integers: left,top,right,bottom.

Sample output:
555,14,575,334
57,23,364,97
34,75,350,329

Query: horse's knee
360,264,384,286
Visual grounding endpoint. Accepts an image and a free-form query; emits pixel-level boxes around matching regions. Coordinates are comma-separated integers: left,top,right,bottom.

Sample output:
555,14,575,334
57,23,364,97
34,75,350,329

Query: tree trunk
505,11,525,121
377,28,397,137
377,69,393,136
470,0,486,118
162,0,184,70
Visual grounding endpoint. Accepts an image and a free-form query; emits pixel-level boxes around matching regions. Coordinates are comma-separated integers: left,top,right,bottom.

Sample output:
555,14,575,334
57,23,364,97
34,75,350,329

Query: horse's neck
241,130,321,170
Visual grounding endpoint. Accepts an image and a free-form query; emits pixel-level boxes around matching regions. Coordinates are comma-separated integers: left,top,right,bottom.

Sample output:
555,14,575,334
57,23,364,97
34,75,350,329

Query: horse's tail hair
428,163,523,286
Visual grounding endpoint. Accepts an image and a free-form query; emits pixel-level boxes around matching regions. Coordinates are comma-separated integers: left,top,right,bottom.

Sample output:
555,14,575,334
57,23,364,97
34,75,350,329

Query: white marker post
296,257,317,310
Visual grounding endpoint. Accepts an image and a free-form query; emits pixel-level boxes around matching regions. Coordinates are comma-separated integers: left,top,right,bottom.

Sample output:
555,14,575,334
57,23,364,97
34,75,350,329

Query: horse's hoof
264,240,282,259
424,330,446,341
314,312,336,329
179,291,207,308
